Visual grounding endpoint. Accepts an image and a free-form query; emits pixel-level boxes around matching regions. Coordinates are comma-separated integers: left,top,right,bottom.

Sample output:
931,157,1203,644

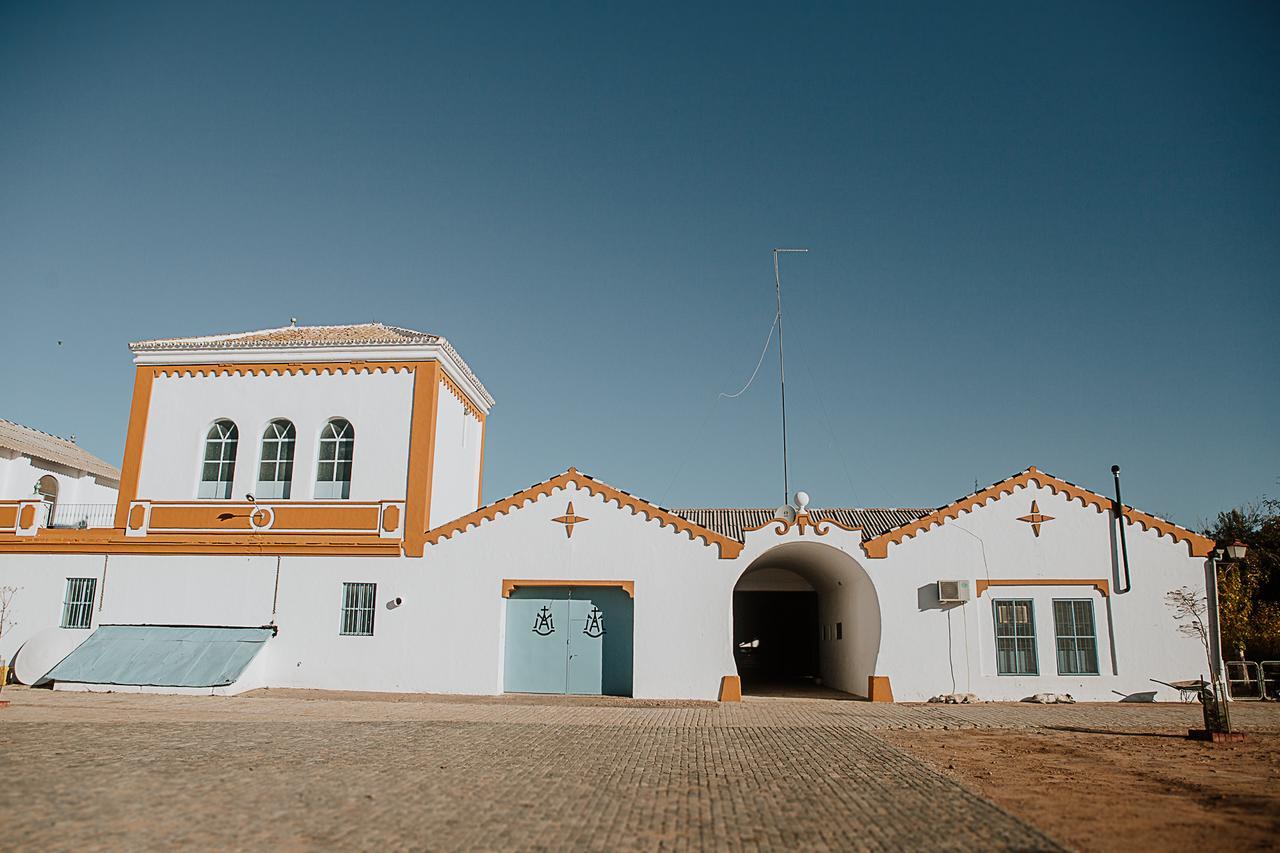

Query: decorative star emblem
552,501,589,538
1017,500,1055,537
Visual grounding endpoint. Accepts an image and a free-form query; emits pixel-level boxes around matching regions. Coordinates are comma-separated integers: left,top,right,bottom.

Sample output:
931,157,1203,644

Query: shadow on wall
916,583,965,613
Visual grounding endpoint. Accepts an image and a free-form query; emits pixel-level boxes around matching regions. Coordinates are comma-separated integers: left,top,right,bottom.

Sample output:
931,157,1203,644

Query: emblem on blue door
532,605,556,636
582,605,606,638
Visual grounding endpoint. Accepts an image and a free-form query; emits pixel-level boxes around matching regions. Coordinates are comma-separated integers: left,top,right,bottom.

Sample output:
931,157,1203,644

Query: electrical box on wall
936,579,971,604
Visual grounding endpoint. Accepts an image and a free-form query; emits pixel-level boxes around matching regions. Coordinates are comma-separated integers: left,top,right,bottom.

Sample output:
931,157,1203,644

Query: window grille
1053,599,1099,675
61,577,97,629
316,418,354,499
994,598,1038,675
256,419,296,499
199,420,239,499
340,582,376,636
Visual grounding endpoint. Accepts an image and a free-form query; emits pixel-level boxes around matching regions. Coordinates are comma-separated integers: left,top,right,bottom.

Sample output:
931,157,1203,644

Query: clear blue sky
2,1,1277,527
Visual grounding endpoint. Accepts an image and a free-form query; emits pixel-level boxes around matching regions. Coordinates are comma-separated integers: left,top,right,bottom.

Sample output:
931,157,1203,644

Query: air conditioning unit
937,579,971,604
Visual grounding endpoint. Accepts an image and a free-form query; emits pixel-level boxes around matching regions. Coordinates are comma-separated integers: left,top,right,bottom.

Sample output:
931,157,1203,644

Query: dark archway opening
731,542,882,700
733,590,818,691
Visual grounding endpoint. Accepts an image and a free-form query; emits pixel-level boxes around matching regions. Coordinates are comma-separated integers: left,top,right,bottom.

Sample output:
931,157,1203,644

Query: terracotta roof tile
671,507,935,542
129,322,438,351
130,322,493,407
0,419,121,483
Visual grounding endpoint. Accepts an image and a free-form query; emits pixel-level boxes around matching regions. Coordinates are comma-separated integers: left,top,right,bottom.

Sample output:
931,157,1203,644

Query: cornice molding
860,467,1215,559
440,372,483,421
424,468,744,559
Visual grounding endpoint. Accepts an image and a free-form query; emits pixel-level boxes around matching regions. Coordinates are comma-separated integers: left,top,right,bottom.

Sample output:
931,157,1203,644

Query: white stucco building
0,418,120,529
0,323,1218,702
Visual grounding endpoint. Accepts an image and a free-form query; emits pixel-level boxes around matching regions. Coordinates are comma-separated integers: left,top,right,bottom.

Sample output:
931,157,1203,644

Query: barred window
1053,599,1099,675
199,420,239,499
340,582,376,636
61,577,97,629
315,418,354,499
256,419,296,499
994,599,1038,676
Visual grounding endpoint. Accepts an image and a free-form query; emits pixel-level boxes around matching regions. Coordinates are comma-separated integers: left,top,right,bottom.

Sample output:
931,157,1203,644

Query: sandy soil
886,725,1280,852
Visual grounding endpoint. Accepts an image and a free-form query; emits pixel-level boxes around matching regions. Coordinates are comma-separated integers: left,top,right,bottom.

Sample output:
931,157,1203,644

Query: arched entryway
732,542,881,698
37,474,58,526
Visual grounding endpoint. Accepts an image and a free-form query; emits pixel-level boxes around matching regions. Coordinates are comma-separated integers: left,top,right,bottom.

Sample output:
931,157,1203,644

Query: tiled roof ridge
0,418,121,481
670,506,937,513
0,417,76,445
425,468,744,559
128,322,493,408
859,466,1215,558
128,322,438,351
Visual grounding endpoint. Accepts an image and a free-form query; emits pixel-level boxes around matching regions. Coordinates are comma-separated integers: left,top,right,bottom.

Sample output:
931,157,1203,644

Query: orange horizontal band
502,579,634,598
975,578,1110,597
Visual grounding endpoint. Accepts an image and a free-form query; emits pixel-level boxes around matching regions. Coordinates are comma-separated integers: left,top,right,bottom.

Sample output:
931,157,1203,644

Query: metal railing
43,502,116,529
1225,660,1280,700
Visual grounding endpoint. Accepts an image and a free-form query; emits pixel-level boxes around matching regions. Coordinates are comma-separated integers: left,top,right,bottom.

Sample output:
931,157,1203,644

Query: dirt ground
886,724,1280,852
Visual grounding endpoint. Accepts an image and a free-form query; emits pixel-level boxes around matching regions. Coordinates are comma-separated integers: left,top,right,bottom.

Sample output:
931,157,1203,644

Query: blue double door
503,586,633,696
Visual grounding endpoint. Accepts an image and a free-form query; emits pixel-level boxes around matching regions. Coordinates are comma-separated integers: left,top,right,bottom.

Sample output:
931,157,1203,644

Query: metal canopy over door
503,585,632,696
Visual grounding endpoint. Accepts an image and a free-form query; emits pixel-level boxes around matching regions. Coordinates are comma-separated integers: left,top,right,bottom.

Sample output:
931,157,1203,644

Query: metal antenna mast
773,248,808,504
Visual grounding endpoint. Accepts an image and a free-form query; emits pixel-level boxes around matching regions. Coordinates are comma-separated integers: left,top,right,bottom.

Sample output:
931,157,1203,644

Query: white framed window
61,577,97,629
1053,599,1099,675
315,418,354,499
199,420,239,499
256,419,296,499
340,582,376,636
994,599,1038,676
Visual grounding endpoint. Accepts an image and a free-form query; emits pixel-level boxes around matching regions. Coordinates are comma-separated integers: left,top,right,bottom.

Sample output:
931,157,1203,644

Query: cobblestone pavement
3,689,1277,850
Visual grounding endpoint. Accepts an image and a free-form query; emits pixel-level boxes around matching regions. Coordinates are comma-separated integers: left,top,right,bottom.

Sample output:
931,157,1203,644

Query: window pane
340,582,376,636
1053,599,1098,675
994,599,1037,675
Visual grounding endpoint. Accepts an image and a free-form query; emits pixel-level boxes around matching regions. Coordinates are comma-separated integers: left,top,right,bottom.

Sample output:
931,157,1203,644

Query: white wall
871,482,1211,702
138,369,415,502
0,450,119,507
0,553,109,663
427,387,482,528
0,477,1214,703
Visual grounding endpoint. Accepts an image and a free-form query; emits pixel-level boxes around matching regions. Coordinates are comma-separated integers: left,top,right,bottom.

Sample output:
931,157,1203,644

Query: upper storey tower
118,323,492,556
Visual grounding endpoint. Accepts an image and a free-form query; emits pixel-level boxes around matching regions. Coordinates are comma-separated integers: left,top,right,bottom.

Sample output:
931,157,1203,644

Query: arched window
199,420,239,499
315,418,354,499
256,419,296,499
37,474,58,526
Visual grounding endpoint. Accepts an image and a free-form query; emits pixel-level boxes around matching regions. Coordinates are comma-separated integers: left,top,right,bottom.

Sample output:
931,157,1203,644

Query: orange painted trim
718,675,742,702
475,415,486,510
0,504,17,529
148,360,488,417
501,579,635,598
439,371,483,421
402,363,440,557
113,366,156,528
150,361,417,378
868,675,894,702
975,578,1110,597
0,529,400,556
860,467,1215,559
743,513,863,537
426,468,744,559
141,501,383,534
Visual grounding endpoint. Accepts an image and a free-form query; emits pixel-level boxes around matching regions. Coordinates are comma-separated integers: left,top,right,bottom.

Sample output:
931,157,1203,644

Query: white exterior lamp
1226,540,1248,561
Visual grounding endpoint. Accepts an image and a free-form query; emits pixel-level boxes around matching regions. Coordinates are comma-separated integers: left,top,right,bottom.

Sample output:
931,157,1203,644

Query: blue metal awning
42,625,272,688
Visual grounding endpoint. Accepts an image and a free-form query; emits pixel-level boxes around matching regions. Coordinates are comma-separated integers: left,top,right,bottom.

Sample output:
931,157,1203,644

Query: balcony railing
43,502,117,529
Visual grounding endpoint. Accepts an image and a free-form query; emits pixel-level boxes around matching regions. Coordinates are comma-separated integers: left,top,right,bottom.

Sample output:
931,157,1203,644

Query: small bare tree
0,585,17,693
1167,585,1229,730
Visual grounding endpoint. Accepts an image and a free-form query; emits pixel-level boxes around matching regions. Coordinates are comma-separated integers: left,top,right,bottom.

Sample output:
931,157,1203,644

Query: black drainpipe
1111,465,1132,594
